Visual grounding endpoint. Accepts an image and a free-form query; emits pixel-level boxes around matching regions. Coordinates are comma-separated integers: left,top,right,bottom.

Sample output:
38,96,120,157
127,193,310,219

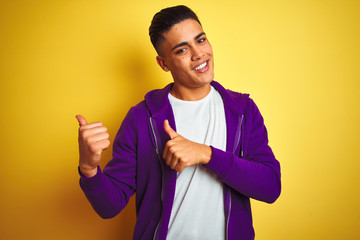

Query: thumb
76,114,88,126
164,119,178,139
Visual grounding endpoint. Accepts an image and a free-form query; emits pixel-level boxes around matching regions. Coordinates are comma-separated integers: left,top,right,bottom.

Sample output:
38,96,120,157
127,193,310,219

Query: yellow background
1,0,359,239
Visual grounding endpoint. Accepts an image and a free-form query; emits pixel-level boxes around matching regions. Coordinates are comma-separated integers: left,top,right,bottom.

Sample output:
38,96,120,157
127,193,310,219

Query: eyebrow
171,32,206,51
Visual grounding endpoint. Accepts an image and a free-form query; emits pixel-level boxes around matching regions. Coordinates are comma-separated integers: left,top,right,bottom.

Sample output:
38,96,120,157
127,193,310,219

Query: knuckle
89,145,98,153
169,146,176,154
179,161,186,168
85,137,92,145
81,129,90,137
171,161,177,168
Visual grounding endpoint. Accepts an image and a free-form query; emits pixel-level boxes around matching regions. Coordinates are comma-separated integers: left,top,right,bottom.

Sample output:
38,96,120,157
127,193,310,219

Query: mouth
193,60,209,72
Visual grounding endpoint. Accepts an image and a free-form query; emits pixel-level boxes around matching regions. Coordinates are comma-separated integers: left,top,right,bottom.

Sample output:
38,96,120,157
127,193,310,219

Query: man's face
156,19,214,89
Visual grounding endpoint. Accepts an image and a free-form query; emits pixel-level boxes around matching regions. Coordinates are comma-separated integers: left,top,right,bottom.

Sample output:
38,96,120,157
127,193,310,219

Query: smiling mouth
194,61,208,71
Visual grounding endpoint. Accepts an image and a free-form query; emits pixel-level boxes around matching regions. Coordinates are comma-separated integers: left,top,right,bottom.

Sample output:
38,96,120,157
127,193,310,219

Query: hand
76,115,110,177
162,119,212,172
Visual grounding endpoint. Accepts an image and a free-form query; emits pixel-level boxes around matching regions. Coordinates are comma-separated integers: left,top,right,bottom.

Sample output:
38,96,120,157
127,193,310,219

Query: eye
197,37,206,44
175,48,186,54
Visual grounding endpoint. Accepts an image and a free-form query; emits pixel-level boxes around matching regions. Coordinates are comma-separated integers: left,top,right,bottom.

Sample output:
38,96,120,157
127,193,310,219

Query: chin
193,79,213,88
201,74,214,85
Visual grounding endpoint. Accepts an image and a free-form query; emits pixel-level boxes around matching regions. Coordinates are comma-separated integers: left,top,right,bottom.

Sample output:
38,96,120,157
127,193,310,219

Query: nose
191,45,204,61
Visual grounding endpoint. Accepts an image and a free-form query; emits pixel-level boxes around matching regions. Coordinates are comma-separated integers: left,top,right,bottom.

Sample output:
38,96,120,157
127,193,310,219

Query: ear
156,56,170,72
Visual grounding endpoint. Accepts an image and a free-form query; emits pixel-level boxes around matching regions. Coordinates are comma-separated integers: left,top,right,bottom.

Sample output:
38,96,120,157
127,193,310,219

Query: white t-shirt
167,86,227,240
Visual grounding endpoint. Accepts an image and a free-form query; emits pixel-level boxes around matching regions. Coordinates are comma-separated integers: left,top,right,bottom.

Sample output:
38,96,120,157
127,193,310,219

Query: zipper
225,191,232,240
226,114,244,240
150,117,161,160
232,114,244,153
240,114,244,158
150,117,164,240
240,115,244,158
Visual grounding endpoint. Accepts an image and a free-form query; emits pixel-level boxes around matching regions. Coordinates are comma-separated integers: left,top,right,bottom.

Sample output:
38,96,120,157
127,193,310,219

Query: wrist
201,145,212,165
79,164,98,178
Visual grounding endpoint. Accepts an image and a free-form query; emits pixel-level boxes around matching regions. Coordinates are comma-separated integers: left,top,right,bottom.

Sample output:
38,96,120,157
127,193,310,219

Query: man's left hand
163,119,212,172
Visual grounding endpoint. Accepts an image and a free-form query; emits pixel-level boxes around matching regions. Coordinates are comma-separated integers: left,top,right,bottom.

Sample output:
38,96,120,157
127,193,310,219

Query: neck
170,82,211,101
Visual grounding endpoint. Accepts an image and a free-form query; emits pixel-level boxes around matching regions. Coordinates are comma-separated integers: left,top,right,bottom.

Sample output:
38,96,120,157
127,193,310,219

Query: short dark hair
149,5,201,55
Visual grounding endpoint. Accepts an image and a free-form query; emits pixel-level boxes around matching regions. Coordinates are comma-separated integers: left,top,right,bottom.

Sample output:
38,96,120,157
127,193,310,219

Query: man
76,5,281,240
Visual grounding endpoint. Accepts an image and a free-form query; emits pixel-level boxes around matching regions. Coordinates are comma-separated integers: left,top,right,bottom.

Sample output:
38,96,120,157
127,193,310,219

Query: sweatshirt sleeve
203,99,281,203
79,107,137,218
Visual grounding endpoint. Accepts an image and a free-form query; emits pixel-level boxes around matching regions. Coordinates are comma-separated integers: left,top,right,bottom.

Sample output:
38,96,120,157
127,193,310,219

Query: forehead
162,19,204,48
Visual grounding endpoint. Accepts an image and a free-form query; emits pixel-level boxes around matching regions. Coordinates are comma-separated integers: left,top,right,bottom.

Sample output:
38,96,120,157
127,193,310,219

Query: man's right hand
76,115,110,178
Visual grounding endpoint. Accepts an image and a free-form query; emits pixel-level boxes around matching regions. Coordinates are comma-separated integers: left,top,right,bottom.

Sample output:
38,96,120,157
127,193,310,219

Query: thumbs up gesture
162,120,212,172
76,115,111,177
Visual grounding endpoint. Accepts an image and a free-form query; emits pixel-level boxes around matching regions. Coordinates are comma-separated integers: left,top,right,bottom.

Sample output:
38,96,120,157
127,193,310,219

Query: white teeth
195,61,207,70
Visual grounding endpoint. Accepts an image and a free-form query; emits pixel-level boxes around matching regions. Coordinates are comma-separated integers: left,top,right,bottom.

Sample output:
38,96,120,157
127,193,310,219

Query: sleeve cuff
78,165,106,194
203,146,234,180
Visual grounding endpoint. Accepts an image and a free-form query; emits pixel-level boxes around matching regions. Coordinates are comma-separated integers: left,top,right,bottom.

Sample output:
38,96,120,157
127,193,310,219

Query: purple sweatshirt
79,81,281,240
